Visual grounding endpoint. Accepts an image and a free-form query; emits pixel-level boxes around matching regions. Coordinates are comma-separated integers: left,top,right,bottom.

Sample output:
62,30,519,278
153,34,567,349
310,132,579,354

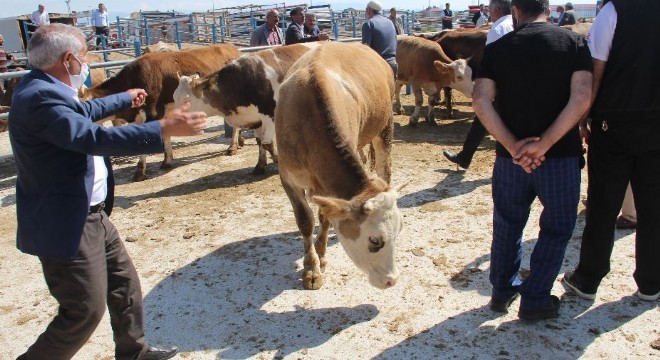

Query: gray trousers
25,211,147,360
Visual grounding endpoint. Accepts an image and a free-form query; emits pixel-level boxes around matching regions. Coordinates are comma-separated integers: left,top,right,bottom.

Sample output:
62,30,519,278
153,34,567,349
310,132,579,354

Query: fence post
117,16,124,47
189,14,195,42
174,21,181,49
219,15,225,43
133,39,141,57
143,18,150,45
212,23,217,44
352,15,356,38
22,21,31,43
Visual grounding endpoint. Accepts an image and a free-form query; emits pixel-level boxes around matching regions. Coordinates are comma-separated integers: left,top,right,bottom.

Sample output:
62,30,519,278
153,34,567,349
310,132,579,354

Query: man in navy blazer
9,23,207,360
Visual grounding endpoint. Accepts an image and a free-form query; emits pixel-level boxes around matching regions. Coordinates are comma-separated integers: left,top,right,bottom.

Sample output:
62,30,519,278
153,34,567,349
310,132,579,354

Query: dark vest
591,0,660,122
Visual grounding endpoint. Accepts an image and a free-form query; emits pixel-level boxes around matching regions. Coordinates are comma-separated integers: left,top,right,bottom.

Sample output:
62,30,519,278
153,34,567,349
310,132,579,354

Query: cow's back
396,35,452,83
276,42,393,194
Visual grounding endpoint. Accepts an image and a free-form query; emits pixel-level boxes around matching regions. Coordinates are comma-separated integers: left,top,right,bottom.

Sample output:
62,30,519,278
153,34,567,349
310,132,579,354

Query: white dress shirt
31,10,50,26
586,2,617,62
486,15,514,45
92,10,109,27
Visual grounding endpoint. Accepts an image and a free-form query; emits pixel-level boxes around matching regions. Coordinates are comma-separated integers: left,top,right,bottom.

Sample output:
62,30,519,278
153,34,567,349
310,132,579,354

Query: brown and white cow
276,42,404,290
173,42,321,174
82,44,241,181
435,29,487,117
394,35,473,126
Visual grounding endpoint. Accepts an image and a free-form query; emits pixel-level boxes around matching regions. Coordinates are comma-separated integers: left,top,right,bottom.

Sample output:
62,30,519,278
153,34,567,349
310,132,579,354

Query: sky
1,0,599,19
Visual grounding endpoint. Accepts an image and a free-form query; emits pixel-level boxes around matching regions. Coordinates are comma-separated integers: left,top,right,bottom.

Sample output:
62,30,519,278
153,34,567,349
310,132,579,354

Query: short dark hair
290,7,304,17
511,0,548,17
490,0,512,16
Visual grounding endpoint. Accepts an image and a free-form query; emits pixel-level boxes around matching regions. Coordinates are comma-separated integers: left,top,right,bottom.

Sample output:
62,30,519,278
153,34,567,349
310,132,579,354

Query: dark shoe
490,293,519,313
518,295,560,322
615,215,637,229
141,346,178,360
562,271,597,300
16,354,27,360
443,150,470,169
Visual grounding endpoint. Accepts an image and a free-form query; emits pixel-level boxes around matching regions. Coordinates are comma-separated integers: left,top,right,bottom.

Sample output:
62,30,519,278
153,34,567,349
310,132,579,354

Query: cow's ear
433,60,452,77
313,196,351,220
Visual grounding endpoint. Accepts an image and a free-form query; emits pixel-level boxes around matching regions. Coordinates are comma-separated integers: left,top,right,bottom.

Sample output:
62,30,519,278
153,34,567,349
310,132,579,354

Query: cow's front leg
426,92,439,125
393,81,405,114
280,178,323,289
409,85,423,126
225,122,240,155
160,136,173,169
444,87,454,118
253,137,267,175
316,210,330,272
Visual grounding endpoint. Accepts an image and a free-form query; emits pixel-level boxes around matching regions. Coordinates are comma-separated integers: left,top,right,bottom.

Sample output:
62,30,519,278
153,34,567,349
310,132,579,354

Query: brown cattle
276,42,403,290
86,52,108,87
83,44,241,181
395,36,473,125
173,43,321,174
435,29,488,117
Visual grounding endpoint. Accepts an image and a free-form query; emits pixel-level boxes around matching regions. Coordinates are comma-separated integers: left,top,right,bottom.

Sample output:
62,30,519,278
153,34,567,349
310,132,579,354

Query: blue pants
490,156,580,311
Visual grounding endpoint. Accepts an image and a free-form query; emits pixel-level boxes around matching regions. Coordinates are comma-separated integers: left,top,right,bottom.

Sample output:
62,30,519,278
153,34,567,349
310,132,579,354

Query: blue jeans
490,156,580,311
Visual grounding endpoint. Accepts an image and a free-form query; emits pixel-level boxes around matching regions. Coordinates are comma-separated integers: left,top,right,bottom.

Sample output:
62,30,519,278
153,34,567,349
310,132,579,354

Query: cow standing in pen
276,42,404,290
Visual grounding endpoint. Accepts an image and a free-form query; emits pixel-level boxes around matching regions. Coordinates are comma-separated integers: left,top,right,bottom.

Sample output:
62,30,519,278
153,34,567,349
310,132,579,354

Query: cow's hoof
426,118,437,125
446,111,455,119
271,155,279,164
302,270,324,290
394,106,403,115
251,166,266,175
238,135,245,148
225,148,238,156
133,172,147,182
409,117,419,127
160,162,173,169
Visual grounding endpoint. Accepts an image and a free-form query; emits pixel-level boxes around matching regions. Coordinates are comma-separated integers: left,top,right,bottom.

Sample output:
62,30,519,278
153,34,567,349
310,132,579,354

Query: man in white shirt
443,0,514,170
91,3,110,47
31,4,50,28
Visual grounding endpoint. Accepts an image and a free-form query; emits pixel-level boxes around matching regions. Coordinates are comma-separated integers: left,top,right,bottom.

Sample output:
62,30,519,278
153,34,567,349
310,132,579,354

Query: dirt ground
0,92,658,360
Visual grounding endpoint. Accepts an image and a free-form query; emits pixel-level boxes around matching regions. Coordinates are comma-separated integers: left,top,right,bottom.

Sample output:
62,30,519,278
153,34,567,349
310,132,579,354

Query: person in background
250,9,284,46
10,23,207,360
442,3,454,29
92,3,110,47
31,4,50,27
362,0,398,78
303,12,322,37
285,7,329,45
473,4,486,25
0,33,13,92
388,7,403,35
443,0,514,170
476,6,490,27
563,0,660,303
559,2,576,25
554,5,565,25
473,0,592,321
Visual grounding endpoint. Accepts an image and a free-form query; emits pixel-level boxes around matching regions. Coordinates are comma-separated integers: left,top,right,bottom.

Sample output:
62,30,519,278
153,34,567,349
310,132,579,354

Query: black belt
89,201,105,214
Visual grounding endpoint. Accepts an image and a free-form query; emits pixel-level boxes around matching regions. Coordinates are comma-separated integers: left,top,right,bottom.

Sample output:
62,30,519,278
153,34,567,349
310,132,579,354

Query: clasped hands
510,137,549,174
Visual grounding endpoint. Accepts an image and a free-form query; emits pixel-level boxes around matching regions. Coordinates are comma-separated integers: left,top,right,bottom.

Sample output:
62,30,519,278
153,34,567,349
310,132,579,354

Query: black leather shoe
562,271,597,300
16,354,27,360
518,295,560,322
489,293,519,313
141,346,178,360
443,150,470,169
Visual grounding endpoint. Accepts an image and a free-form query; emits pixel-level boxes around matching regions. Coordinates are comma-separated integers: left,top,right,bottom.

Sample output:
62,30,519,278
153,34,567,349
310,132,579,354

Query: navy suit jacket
9,69,164,258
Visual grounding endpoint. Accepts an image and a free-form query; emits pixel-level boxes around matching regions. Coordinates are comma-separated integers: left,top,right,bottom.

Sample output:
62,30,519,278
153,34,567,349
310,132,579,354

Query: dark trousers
96,26,110,46
458,116,487,163
490,157,580,311
25,211,147,360
576,118,660,295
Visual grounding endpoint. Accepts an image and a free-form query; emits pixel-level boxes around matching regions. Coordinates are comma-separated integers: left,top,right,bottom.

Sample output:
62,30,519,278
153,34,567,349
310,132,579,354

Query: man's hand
160,101,207,138
126,89,147,108
319,32,330,41
509,137,546,174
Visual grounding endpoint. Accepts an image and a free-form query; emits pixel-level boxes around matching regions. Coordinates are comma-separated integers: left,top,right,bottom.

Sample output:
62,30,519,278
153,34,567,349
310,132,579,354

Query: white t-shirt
586,2,617,61
486,15,514,45
45,74,108,206
31,10,50,26
92,10,109,27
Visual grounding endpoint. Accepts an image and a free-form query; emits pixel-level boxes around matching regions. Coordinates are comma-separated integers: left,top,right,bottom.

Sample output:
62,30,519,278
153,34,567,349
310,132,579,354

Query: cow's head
173,74,205,111
434,59,473,98
313,178,404,289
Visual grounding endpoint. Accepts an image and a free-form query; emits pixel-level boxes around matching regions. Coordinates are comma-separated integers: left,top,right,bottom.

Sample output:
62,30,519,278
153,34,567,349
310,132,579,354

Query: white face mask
65,55,90,89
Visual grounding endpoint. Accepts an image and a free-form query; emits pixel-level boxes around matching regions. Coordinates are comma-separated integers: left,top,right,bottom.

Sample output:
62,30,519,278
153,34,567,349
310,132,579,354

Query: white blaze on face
335,189,403,289
449,59,474,98
173,75,221,116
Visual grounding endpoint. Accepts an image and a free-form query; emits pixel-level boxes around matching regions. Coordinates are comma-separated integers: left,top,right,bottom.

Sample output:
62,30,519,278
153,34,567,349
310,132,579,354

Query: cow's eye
369,237,380,246
457,76,464,81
